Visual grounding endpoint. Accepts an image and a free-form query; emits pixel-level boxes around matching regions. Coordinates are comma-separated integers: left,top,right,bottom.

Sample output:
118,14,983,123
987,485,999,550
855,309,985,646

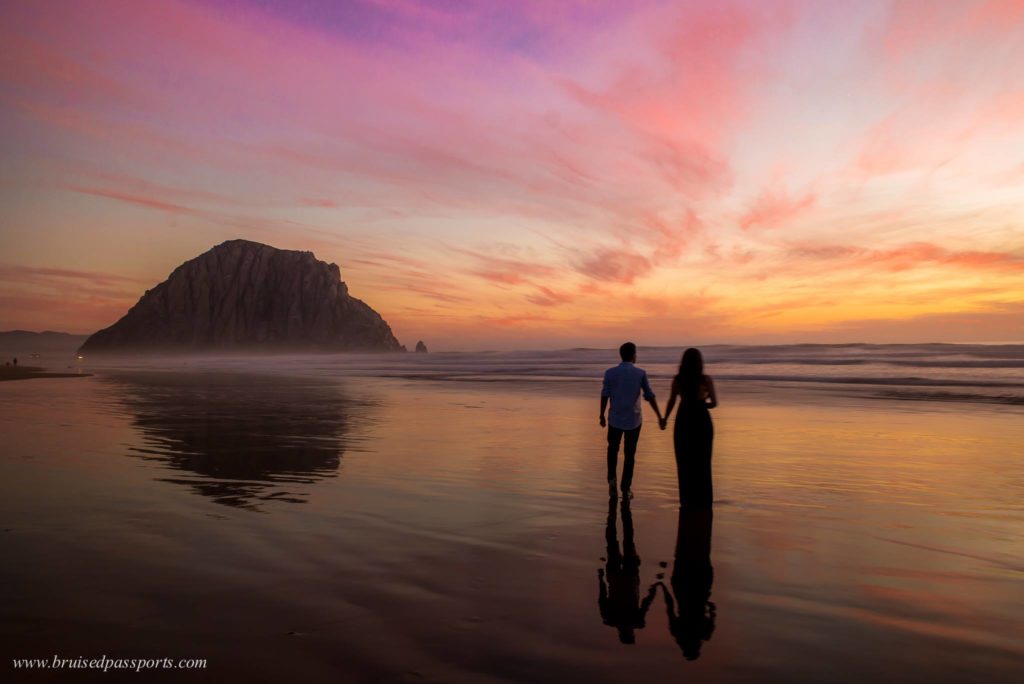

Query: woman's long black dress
674,379,714,510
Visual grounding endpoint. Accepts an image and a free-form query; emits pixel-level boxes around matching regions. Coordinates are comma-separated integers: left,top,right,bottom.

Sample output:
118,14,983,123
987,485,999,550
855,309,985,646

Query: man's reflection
657,508,715,660
597,496,657,644
103,371,362,510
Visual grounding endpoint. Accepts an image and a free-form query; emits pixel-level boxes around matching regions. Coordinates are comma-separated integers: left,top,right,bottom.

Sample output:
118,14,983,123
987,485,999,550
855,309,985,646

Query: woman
661,348,717,510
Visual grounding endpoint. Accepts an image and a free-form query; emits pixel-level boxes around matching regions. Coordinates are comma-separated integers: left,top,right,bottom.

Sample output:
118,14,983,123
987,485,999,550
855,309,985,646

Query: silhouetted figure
12,357,17,367
658,508,715,660
599,342,664,498
598,496,657,644
662,348,717,510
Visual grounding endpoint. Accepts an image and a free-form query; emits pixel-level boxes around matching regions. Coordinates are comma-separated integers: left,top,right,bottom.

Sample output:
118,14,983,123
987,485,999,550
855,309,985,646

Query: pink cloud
0,293,130,334
455,248,560,288
66,186,197,214
0,265,146,286
0,265,146,331
847,0,1024,180
882,0,1024,59
739,187,816,231
0,30,152,110
574,248,652,285
787,241,1024,274
299,197,338,208
525,286,573,307
872,243,1024,273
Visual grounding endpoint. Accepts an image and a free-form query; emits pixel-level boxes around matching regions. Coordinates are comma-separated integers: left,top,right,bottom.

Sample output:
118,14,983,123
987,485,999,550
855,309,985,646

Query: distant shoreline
0,366,92,383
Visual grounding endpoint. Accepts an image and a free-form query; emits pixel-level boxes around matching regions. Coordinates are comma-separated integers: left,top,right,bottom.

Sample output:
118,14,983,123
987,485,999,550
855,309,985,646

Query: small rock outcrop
415,340,428,353
79,239,403,353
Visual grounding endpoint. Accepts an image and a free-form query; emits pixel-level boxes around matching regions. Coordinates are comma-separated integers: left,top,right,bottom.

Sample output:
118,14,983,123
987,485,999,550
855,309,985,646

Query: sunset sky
1,0,1023,349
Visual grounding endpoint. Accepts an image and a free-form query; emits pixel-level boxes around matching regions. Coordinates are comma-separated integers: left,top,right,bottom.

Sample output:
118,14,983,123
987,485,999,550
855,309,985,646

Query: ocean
58,342,1024,399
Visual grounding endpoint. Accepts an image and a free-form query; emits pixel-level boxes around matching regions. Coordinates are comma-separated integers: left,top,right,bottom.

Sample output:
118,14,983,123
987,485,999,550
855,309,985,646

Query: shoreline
0,365,92,382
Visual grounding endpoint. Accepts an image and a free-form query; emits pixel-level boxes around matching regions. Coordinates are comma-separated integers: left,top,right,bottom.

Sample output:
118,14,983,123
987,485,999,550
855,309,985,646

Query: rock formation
415,340,428,353
79,239,402,353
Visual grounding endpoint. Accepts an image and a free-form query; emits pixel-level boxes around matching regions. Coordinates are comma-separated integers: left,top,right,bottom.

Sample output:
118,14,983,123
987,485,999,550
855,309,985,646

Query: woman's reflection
656,508,715,660
597,496,657,644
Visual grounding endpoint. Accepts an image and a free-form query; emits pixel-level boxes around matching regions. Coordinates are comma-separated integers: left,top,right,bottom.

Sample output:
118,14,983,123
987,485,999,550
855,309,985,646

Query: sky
1,0,1023,350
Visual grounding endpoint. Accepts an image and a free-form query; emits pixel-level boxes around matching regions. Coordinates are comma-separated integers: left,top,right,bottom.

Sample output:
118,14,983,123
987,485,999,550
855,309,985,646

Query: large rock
79,239,403,353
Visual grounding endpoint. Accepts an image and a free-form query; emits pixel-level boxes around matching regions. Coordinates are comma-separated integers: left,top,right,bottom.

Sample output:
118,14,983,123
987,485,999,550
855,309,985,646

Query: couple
599,342,716,507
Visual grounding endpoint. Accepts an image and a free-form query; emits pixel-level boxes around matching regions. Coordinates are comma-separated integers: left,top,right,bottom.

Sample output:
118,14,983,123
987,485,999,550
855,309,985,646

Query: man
600,342,664,499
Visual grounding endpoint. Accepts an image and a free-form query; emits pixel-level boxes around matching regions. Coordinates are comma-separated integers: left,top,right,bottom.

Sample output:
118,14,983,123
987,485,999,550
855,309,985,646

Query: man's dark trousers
607,425,641,490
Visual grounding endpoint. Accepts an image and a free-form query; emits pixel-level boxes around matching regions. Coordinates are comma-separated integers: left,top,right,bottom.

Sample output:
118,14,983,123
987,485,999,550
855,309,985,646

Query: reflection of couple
599,342,716,507
597,343,717,657
597,498,716,658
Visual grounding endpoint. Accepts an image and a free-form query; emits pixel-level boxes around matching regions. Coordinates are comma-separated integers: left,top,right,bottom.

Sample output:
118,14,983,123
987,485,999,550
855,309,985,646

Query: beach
2,346,1023,682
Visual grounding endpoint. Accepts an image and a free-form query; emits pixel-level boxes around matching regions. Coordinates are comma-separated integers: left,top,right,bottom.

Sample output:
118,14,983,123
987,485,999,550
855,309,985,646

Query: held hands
601,414,667,429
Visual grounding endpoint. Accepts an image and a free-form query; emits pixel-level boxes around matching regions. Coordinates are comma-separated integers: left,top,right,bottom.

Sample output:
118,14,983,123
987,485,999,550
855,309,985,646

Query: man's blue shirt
601,362,655,430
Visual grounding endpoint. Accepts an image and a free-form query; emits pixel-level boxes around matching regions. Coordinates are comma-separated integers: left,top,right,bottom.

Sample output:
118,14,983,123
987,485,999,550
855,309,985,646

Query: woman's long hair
675,348,705,399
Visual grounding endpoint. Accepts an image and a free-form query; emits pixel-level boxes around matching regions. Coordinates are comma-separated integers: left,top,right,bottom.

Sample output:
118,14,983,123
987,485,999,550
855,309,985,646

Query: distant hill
0,331,88,355
78,239,403,353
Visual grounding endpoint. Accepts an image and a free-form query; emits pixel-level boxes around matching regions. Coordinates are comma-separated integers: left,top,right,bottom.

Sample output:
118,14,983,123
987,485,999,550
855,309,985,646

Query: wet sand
1,365,1022,682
